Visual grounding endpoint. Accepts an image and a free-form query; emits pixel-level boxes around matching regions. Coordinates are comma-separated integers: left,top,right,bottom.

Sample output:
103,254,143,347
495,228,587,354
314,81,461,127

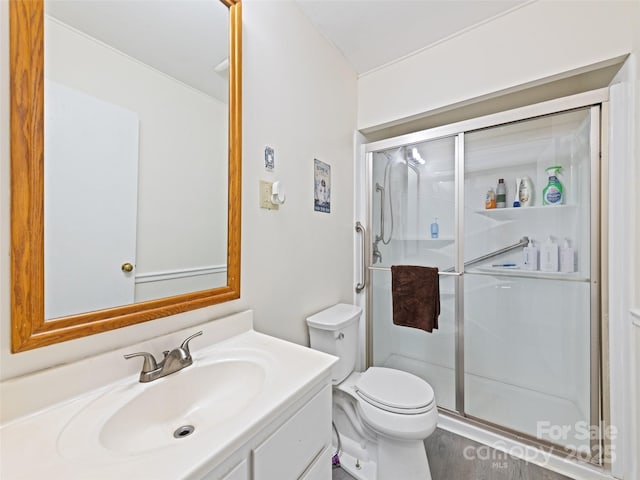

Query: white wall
611,48,640,478
634,321,640,480
632,12,640,480
358,0,637,131
0,0,357,380
0,0,10,378
241,0,357,343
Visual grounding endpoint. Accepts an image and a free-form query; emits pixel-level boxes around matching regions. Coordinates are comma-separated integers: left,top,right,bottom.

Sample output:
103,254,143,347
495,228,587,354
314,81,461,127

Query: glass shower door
369,136,458,410
462,107,597,455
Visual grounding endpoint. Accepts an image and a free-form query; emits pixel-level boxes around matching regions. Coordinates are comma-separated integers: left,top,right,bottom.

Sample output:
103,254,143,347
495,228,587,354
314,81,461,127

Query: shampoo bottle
540,236,559,272
496,178,506,208
485,188,496,209
518,176,534,207
560,238,575,273
543,166,564,205
522,238,539,271
430,218,439,239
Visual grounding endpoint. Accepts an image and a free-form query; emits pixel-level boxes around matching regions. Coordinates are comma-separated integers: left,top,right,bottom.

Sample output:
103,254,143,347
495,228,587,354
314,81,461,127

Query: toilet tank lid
306,304,363,330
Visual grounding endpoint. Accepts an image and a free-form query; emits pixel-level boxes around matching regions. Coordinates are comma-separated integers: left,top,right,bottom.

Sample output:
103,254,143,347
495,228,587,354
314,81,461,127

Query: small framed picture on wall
314,159,331,213
264,146,275,171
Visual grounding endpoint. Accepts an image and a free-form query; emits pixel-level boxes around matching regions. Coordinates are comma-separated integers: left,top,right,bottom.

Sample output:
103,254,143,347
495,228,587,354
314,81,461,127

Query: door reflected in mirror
43,1,230,319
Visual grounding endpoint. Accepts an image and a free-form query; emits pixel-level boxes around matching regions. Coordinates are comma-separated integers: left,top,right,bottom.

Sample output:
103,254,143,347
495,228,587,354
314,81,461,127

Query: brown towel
391,265,440,333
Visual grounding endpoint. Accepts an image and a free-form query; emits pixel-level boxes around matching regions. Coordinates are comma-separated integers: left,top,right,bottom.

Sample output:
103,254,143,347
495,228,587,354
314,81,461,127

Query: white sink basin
1,315,338,480
58,354,267,458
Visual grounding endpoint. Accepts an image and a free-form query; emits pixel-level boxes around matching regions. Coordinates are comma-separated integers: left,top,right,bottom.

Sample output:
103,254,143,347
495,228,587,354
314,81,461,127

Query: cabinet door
301,445,332,480
253,386,331,480
216,460,247,480
462,107,597,453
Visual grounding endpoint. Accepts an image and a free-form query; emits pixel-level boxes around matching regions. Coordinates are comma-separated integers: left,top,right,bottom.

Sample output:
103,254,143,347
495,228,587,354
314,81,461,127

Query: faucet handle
124,352,158,373
180,331,203,355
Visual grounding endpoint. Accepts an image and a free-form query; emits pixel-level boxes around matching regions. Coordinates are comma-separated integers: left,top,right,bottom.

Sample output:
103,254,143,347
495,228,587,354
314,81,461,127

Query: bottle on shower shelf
430,218,439,239
522,238,539,271
543,166,564,205
540,236,559,272
559,238,575,273
485,188,496,209
496,178,506,208
516,176,534,207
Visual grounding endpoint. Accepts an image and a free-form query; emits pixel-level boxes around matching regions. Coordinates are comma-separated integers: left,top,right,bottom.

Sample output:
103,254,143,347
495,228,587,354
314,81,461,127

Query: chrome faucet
124,331,203,383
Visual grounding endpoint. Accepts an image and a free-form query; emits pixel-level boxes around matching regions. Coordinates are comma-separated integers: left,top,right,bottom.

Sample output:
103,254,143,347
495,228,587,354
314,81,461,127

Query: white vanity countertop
0,311,337,479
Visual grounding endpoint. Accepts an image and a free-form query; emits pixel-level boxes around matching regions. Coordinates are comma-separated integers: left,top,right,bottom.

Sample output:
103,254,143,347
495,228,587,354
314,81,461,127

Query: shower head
382,146,424,167
405,146,425,166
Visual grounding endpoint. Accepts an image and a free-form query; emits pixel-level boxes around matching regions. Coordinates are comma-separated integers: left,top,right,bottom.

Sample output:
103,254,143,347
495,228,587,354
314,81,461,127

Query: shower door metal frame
360,88,608,466
454,132,465,414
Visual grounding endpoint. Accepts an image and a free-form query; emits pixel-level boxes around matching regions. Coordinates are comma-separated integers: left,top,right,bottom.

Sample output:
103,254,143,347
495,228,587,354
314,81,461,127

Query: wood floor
331,428,573,480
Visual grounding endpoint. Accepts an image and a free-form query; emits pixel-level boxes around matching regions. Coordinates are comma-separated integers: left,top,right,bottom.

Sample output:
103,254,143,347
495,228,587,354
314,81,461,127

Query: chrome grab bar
367,237,529,275
442,236,529,272
355,222,366,293
375,183,384,242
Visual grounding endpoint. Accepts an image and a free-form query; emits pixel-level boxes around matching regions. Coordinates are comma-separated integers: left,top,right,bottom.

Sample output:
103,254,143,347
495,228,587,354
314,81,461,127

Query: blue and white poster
314,159,331,213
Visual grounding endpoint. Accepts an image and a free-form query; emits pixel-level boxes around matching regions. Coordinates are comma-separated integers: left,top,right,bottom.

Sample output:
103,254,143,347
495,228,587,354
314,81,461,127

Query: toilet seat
355,367,435,414
356,394,438,440
353,368,438,440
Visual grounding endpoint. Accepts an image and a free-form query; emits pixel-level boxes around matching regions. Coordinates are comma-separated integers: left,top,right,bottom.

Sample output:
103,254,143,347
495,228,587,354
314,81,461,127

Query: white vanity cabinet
253,385,332,479
0,313,338,480
205,385,333,480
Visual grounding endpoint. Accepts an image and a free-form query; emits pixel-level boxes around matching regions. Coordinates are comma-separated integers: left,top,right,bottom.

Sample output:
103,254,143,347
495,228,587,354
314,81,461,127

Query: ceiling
45,0,530,100
295,0,528,75
45,0,230,102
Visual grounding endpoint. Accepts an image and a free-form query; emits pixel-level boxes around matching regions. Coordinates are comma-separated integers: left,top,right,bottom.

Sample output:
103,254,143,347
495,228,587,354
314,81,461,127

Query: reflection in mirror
44,1,229,319
10,0,241,351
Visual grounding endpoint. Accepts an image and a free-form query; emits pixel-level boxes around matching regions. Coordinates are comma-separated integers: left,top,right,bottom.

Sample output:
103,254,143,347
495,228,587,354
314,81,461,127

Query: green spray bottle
542,166,564,205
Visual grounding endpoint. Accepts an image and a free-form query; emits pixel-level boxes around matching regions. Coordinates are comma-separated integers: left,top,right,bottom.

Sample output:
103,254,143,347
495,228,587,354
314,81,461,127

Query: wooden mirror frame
10,0,242,352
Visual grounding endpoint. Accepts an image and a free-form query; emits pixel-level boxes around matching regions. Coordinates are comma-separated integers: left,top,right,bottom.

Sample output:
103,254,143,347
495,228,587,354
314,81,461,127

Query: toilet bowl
306,304,437,480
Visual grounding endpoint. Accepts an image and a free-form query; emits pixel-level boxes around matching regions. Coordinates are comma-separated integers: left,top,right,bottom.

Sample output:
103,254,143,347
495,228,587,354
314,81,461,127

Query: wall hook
271,181,286,205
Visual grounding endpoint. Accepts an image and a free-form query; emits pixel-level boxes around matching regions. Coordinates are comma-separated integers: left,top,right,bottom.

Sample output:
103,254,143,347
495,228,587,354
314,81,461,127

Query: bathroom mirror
10,0,242,352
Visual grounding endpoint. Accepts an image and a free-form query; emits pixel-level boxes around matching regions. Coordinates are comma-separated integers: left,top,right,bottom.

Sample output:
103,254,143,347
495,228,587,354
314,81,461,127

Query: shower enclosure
357,92,606,463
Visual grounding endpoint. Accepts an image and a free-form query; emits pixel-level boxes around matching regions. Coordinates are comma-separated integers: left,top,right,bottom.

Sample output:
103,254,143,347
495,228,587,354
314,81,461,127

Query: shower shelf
469,266,589,282
474,204,576,220
397,238,454,249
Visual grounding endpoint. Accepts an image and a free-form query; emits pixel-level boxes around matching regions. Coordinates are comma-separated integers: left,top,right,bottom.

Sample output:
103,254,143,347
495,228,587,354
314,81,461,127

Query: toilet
306,303,437,480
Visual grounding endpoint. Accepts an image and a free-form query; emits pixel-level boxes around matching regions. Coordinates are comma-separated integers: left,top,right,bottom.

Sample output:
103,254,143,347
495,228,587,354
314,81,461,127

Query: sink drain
173,425,195,439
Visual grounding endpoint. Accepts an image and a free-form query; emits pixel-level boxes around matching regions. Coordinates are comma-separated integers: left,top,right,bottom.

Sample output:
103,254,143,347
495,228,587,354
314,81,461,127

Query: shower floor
382,353,590,451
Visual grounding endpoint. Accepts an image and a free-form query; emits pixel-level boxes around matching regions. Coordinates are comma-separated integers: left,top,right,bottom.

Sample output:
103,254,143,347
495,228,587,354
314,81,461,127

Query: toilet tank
306,304,362,384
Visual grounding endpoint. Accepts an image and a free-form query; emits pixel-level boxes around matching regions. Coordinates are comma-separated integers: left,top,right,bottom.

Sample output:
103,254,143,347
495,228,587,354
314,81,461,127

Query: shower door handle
355,222,366,293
